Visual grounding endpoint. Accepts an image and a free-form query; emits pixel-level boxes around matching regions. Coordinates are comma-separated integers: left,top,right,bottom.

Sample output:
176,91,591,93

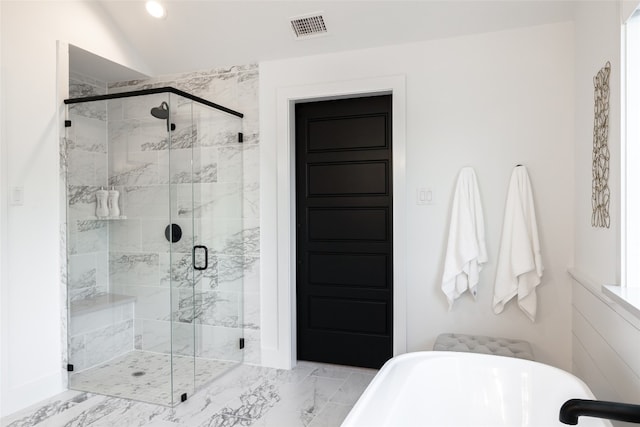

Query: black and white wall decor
592,61,611,229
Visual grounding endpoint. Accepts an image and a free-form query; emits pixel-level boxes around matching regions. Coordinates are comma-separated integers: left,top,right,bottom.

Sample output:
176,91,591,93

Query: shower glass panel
64,88,243,406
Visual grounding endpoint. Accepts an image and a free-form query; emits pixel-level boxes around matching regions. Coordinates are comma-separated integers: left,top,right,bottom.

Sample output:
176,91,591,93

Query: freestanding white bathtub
342,351,612,427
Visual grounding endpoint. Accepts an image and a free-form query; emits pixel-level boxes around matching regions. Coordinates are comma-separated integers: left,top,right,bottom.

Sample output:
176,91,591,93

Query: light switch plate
11,186,24,206
417,187,433,205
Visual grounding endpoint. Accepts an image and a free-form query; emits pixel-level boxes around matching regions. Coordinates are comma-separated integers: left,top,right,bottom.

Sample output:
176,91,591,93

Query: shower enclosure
64,88,244,406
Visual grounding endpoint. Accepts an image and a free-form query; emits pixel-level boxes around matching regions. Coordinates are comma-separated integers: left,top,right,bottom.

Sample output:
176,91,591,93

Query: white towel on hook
441,167,488,309
493,165,543,322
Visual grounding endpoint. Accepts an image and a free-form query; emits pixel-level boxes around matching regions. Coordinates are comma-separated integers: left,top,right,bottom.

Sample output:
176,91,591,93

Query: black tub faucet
560,399,640,425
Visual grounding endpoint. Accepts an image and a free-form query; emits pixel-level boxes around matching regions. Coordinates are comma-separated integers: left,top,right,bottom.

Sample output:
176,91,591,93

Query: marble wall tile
67,185,101,220
138,319,170,354
109,252,160,286
109,219,142,252
242,143,259,185
140,319,195,357
109,150,160,186
192,253,219,290
173,288,196,323
157,148,194,184
197,324,242,362
159,250,217,289
68,99,107,122
242,224,260,257
70,72,107,97
68,115,108,153
196,117,241,147
243,182,260,219
96,253,109,289
68,253,97,292
108,119,167,153
95,153,108,187
60,224,69,382
237,68,258,110
216,255,245,291
141,220,191,254
195,290,240,328
107,98,124,121
172,322,197,357
75,220,108,253
174,76,223,102
191,147,218,184
67,150,99,186
243,291,260,331
216,146,243,183
84,319,134,368
118,185,174,220
180,182,242,220
195,219,243,256
242,256,260,294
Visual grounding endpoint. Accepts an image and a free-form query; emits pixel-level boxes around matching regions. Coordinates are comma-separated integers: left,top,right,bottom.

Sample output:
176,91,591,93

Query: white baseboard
2,370,64,418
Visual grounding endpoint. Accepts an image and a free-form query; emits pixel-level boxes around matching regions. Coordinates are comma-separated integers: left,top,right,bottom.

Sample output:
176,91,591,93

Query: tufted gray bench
433,333,534,360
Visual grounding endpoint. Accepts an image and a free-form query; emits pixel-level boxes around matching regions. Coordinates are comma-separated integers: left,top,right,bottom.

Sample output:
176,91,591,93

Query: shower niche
64,87,244,406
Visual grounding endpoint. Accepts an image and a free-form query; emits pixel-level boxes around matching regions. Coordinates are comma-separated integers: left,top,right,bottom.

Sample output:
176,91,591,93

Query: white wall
574,1,622,285
260,22,575,370
571,0,640,413
0,1,149,416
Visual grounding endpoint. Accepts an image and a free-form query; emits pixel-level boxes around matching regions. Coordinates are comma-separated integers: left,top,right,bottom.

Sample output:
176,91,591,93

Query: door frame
260,75,407,369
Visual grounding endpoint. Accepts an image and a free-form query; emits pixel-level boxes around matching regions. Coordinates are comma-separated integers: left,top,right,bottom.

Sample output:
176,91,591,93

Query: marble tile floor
69,351,236,407
1,361,377,427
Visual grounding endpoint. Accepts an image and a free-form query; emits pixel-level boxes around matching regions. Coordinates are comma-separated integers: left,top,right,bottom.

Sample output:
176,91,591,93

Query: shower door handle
193,245,208,271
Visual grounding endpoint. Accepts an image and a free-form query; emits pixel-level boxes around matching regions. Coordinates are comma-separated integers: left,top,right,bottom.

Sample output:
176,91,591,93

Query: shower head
150,101,170,120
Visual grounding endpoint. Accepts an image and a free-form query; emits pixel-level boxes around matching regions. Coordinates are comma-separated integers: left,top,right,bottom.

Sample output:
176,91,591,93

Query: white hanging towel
441,167,488,309
493,165,543,322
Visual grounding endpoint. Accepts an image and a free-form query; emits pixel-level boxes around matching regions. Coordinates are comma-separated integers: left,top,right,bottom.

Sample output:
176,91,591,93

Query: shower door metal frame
64,86,244,119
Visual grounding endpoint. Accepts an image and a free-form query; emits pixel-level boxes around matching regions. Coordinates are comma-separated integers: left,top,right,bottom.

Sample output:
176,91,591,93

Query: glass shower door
166,93,197,403
190,100,245,387
65,87,244,406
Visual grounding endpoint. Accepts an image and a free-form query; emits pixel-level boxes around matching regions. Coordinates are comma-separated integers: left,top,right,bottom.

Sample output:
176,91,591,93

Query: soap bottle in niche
108,186,120,218
96,187,109,218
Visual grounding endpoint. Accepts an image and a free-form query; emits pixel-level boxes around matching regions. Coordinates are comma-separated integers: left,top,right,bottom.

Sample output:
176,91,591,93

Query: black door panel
296,95,393,369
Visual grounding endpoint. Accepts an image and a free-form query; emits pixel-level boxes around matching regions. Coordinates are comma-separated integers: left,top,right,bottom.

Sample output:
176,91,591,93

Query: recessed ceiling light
145,1,166,19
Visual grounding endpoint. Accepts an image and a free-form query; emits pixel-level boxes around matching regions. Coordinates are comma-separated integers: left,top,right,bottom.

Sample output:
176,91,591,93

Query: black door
295,95,393,369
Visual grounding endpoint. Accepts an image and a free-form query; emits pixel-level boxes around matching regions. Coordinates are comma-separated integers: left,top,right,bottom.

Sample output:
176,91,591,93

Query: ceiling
90,0,578,79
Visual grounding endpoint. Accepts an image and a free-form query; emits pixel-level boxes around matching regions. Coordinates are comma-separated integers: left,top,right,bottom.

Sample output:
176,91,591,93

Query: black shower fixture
150,101,175,131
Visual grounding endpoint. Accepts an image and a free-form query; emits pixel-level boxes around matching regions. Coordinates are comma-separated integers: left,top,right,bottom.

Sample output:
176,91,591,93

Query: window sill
602,285,640,321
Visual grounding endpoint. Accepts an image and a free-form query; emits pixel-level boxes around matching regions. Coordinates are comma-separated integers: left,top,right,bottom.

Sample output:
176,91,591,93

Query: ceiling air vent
290,13,327,39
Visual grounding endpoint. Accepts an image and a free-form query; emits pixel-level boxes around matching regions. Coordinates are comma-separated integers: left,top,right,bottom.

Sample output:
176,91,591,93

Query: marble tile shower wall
107,64,260,364
66,72,134,371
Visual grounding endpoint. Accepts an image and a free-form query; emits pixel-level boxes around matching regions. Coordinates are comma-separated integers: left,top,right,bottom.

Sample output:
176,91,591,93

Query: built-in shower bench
68,293,136,372
433,333,534,360
70,293,136,316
